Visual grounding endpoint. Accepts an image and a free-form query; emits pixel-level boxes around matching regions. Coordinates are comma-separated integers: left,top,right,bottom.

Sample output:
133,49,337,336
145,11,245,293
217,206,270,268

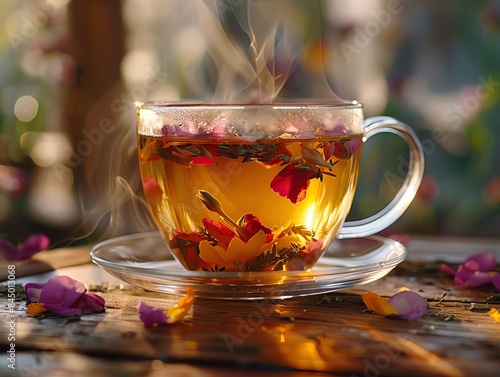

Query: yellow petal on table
362,292,399,316
226,230,266,263
489,308,500,322
199,240,232,266
166,288,195,324
27,302,48,315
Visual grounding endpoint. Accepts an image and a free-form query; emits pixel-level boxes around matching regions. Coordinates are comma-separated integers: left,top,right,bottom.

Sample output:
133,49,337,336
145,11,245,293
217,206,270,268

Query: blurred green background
0,0,499,245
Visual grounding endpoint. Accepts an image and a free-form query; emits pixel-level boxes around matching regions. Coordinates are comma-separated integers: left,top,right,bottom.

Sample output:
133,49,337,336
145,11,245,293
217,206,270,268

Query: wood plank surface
1,237,499,377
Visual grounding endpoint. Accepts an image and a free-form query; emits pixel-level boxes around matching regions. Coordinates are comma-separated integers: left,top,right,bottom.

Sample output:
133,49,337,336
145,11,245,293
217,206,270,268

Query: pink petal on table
42,304,82,317
1,233,50,261
137,301,167,327
72,293,106,315
464,271,494,288
39,275,87,309
24,283,44,303
22,233,50,257
454,265,475,286
463,252,496,272
440,263,456,276
388,291,427,319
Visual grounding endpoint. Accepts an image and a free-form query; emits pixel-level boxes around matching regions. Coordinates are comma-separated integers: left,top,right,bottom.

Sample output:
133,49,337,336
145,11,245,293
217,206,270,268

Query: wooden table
1,236,499,377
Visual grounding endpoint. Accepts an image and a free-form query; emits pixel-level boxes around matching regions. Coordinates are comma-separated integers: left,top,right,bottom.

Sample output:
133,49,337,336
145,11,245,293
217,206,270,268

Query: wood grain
1,238,499,377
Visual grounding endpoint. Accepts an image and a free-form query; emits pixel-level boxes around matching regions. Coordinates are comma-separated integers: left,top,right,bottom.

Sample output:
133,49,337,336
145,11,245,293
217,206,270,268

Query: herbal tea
138,135,363,272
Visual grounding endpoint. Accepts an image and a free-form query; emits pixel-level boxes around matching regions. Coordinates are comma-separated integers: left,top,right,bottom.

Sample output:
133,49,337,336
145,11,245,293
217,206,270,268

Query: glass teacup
137,102,424,272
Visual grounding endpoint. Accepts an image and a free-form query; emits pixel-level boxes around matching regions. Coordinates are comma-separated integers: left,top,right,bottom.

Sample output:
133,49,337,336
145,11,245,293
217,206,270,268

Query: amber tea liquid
138,135,362,272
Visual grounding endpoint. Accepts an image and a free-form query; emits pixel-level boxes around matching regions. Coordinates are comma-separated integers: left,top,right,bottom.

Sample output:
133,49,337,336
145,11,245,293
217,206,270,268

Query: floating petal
202,218,237,245
199,240,232,267
143,177,163,206
227,230,266,264
270,164,313,203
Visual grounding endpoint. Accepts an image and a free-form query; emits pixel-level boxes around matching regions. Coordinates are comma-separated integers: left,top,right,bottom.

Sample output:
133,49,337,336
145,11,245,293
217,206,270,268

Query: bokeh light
14,95,39,122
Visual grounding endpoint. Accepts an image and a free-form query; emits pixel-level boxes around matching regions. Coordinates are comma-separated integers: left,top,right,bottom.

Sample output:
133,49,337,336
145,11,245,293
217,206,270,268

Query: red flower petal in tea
172,230,212,271
0,233,50,261
241,214,273,242
173,230,206,244
324,140,349,160
303,240,323,256
143,177,163,205
270,164,315,204
323,138,360,160
202,218,237,245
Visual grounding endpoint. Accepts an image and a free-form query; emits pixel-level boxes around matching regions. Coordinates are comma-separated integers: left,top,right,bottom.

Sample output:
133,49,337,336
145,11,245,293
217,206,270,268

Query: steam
78,0,346,242
192,0,344,103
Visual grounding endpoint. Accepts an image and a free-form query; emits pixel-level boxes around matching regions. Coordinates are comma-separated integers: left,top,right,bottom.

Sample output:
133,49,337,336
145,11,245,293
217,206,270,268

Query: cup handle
337,116,425,239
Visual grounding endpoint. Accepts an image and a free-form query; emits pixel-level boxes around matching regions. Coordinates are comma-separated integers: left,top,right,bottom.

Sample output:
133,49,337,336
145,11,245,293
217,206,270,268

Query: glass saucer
90,231,406,300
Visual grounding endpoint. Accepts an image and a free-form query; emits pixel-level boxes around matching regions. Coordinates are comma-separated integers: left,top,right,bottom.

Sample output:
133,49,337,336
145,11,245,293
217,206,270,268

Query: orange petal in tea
226,230,266,263
199,240,232,268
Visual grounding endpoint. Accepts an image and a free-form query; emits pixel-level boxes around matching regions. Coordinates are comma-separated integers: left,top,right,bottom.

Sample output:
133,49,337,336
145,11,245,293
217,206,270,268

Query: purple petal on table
22,233,50,258
440,263,456,276
388,291,427,319
137,301,167,327
464,271,494,288
43,304,82,317
463,252,496,272
492,273,500,290
1,233,50,261
24,283,44,303
39,275,87,309
454,265,475,286
72,293,105,315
